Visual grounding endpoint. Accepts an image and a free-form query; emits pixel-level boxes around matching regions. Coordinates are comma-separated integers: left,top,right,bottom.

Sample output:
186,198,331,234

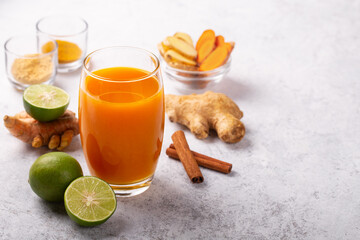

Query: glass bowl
36,15,88,73
160,56,231,92
4,35,58,90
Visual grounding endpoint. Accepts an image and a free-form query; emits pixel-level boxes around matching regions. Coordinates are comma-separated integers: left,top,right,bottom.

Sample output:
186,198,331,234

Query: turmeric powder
42,40,82,64
11,54,53,84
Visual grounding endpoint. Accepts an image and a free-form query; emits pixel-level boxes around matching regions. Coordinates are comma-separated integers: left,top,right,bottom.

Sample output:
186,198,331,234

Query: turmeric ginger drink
79,47,164,196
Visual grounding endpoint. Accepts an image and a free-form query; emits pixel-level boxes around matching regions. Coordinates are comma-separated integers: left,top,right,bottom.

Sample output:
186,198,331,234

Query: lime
23,84,69,122
64,176,117,227
29,152,83,202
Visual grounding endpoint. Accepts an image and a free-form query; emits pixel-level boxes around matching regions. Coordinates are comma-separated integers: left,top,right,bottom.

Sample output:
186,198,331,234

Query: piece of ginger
3,110,79,150
165,91,245,143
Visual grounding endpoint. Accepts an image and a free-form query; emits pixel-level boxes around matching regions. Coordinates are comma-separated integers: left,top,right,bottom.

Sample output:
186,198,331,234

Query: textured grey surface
1,0,360,239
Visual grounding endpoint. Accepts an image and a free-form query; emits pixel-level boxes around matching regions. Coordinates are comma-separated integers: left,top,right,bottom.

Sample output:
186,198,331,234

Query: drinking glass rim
82,46,161,83
36,15,88,37
4,34,58,58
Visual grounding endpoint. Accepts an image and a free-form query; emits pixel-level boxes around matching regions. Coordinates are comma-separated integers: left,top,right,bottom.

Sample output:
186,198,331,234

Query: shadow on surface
71,176,226,237
212,76,256,101
36,199,68,216
63,136,82,153
70,211,127,238
200,128,252,151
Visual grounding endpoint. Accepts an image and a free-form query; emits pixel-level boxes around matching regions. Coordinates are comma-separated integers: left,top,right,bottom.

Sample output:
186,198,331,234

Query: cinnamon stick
171,130,204,183
167,144,232,174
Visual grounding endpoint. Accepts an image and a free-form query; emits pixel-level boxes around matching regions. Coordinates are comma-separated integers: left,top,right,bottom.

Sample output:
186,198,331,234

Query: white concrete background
0,0,360,239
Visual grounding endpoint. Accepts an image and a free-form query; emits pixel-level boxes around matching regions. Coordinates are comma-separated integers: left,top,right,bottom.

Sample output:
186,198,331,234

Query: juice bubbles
79,67,164,185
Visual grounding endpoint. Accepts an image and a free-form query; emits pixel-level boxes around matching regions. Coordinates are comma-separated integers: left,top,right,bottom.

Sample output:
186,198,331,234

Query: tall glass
79,47,165,197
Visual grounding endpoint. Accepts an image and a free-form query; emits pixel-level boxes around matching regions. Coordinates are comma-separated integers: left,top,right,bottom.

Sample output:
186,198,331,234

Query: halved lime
64,176,117,227
23,84,69,122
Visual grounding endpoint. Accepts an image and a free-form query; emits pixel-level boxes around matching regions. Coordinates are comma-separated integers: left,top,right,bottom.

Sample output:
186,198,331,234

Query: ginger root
165,91,245,143
3,110,79,150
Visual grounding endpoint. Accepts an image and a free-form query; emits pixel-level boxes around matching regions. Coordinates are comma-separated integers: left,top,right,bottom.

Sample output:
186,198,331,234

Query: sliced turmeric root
196,29,215,51
225,41,235,53
215,35,225,46
199,45,228,71
197,40,215,63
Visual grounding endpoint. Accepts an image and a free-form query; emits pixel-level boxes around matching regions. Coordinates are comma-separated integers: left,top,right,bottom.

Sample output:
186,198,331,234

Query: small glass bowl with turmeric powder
4,35,58,90
36,15,88,73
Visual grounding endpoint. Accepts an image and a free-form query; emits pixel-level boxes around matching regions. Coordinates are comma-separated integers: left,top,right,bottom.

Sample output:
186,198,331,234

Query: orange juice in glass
79,47,164,196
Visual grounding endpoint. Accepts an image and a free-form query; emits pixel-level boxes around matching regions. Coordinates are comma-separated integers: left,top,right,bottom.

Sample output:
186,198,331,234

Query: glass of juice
79,47,164,197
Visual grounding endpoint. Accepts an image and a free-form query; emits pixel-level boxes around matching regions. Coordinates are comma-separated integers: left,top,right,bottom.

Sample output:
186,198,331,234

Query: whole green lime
29,152,83,202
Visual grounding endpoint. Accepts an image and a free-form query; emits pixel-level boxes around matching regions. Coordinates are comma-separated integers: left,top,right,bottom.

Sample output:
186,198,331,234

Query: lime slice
23,84,69,122
64,176,117,227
